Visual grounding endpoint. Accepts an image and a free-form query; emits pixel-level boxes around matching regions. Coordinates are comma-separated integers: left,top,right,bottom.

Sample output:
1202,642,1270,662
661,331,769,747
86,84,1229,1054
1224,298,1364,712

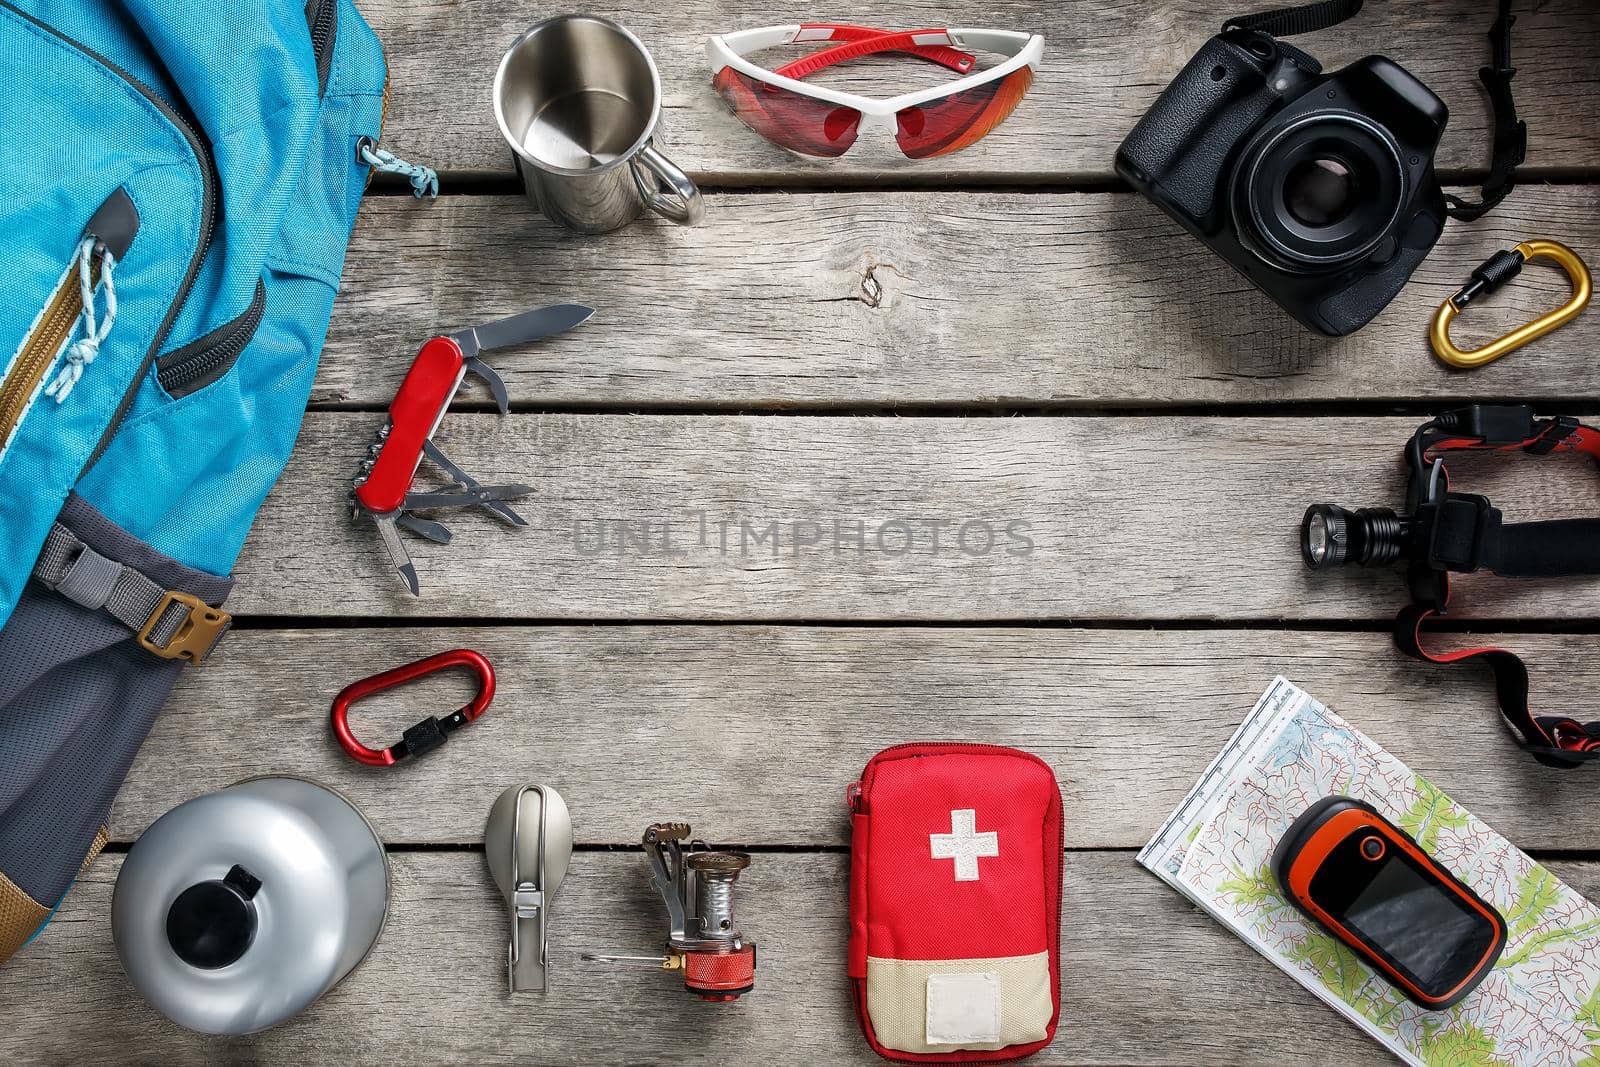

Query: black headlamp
1303,405,1600,589
1300,405,1600,769
1300,504,1407,569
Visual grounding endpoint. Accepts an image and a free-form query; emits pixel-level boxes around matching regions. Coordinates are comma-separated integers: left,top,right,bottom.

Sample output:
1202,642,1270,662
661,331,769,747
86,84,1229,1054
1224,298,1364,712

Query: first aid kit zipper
849,741,1029,813
1,3,220,472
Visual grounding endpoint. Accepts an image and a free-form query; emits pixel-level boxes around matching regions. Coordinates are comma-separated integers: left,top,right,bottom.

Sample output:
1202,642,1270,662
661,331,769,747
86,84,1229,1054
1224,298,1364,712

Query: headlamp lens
1301,504,1351,569
1301,504,1407,568
1306,511,1331,563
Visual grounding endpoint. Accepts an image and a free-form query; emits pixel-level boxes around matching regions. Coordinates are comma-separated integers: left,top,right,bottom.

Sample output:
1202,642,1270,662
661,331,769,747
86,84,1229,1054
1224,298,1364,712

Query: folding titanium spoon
486,785,573,993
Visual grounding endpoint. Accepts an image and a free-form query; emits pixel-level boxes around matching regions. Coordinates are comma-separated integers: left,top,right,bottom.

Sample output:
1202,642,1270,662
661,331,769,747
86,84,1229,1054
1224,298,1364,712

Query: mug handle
631,143,704,226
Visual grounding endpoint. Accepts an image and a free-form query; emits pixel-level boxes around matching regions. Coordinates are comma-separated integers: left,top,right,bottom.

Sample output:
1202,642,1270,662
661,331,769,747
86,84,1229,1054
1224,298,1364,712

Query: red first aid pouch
848,743,1063,1062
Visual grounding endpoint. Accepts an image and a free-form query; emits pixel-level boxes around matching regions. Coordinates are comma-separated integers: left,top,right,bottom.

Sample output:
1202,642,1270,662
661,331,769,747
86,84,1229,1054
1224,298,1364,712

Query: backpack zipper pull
357,136,438,199
44,237,117,403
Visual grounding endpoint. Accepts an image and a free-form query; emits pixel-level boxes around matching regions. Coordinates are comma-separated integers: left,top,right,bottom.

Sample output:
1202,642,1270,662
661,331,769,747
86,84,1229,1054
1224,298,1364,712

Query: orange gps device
1271,796,1506,1010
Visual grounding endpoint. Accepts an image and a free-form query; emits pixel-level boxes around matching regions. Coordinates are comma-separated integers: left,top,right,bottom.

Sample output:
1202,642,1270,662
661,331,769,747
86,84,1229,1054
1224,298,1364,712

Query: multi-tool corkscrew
351,304,593,594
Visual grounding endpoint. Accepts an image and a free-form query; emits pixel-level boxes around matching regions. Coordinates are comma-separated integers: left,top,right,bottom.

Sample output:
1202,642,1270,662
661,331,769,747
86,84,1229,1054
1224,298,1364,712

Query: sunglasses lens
713,67,862,157
893,66,1034,159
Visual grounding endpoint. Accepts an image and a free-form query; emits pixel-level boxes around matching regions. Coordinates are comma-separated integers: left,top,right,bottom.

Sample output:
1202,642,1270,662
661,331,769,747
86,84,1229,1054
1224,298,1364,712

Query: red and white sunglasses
706,24,1044,159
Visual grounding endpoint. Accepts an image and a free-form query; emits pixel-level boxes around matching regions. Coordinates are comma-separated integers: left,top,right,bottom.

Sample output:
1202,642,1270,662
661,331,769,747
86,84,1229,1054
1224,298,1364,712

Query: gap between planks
219,616,1600,637
363,166,1600,199
114,627,1600,850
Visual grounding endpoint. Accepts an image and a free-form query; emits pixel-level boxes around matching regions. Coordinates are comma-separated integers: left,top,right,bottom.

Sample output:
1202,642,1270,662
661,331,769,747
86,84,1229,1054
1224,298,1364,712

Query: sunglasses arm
776,25,975,80
945,28,1036,56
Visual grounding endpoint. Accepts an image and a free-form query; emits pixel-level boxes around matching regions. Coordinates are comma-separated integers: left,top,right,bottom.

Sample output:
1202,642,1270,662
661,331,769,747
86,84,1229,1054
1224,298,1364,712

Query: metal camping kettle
111,776,389,1035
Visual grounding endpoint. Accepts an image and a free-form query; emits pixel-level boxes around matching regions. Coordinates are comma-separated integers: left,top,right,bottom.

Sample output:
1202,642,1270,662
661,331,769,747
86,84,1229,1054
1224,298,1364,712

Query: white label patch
925,972,1001,1046
929,808,999,881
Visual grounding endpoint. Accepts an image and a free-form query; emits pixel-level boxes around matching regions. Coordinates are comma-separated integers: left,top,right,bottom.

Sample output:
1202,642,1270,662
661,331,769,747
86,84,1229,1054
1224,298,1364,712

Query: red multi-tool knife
352,304,594,595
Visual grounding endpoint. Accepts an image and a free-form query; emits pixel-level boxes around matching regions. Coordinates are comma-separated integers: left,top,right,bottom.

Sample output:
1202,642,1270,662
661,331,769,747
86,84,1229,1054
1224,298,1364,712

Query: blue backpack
0,0,417,960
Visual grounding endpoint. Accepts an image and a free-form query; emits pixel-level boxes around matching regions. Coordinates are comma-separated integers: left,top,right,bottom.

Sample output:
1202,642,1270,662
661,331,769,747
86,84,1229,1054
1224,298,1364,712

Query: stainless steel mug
493,15,703,233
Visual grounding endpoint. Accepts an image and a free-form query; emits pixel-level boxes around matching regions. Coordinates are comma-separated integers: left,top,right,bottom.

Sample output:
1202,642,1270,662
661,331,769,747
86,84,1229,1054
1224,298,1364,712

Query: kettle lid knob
165,864,261,969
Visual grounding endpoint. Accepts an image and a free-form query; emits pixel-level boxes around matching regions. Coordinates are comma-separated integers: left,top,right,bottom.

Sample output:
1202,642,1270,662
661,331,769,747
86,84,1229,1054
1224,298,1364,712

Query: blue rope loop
360,141,439,199
45,237,117,403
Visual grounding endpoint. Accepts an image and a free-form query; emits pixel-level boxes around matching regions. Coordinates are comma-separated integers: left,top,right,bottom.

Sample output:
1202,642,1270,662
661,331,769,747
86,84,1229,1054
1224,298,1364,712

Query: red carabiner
330,649,496,767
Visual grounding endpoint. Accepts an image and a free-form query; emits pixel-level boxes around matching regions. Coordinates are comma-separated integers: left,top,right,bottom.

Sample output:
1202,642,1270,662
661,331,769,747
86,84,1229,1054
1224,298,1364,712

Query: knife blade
463,356,511,415
451,304,595,360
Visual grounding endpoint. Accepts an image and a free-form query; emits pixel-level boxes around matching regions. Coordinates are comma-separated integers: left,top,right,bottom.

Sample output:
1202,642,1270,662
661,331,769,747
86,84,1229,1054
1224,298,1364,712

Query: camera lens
1234,114,1405,271
1284,157,1355,227
1301,504,1407,569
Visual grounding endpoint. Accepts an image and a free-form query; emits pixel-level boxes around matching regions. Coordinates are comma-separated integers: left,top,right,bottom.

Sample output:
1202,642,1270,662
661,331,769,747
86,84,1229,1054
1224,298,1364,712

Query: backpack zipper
306,0,338,94
0,3,221,472
0,188,139,456
0,256,99,449
155,280,266,397
153,0,335,400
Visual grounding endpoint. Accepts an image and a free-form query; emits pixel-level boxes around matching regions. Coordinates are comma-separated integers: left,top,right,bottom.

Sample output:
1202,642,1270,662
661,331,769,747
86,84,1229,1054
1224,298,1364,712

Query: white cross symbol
930,808,999,882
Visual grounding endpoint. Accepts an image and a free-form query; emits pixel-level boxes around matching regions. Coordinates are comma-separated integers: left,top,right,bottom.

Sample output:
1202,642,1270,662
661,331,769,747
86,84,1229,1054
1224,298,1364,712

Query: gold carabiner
1430,239,1592,369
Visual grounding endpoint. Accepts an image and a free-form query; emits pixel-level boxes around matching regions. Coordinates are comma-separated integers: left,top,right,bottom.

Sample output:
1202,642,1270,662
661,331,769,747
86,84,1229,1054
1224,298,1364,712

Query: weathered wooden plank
322,185,1600,408
27,847,1573,1065
234,413,1600,621
363,0,1600,182
119,627,1600,850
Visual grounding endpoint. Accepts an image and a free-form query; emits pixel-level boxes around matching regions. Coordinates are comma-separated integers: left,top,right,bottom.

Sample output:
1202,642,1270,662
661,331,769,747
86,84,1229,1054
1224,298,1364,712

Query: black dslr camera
1115,1,1524,337
1116,28,1448,337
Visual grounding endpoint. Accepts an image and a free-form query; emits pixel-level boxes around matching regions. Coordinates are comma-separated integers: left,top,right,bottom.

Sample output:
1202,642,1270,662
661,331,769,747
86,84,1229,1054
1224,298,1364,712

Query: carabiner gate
330,648,496,766
1430,239,1592,369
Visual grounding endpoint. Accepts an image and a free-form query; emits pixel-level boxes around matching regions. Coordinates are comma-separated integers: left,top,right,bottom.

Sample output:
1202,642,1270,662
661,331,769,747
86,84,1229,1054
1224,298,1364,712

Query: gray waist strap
33,522,231,664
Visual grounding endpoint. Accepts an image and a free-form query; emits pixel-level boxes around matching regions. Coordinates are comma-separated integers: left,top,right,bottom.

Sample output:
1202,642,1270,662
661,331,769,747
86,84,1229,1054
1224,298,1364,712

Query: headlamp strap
1222,0,1522,222
1395,404,1600,770
1416,407,1595,464
1409,409,1600,581
1396,603,1600,769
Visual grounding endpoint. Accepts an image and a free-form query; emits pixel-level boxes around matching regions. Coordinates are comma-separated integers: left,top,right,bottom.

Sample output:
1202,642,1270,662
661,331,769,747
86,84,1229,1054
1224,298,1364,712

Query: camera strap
1443,0,1526,222
1223,0,1365,38
1393,408,1600,768
1223,0,1525,222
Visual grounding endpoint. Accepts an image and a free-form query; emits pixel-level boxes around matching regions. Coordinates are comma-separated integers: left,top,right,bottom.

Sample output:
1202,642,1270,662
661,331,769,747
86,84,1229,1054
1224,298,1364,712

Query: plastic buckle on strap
137,590,231,664
1446,403,1536,445
1526,415,1580,456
